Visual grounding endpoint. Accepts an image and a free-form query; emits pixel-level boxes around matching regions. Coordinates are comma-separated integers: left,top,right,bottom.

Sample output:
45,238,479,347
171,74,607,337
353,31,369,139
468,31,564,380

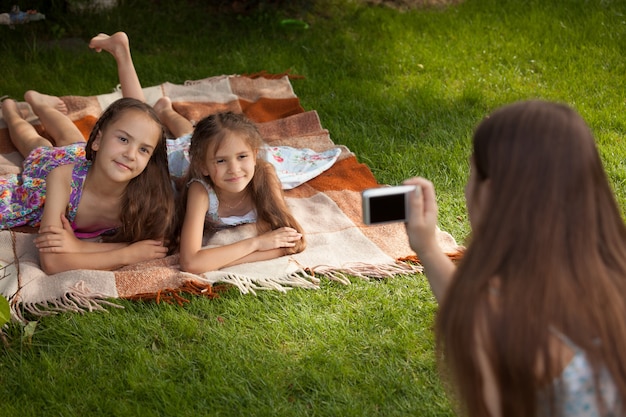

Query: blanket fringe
10,281,123,323
4,232,122,322
124,279,227,306
211,269,320,295
241,69,305,80
310,261,422,284
399,250,465,264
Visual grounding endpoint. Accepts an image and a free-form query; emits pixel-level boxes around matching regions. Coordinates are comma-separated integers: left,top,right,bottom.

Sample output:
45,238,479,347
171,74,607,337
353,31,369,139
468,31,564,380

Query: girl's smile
91,110,161,182
203,131,256,194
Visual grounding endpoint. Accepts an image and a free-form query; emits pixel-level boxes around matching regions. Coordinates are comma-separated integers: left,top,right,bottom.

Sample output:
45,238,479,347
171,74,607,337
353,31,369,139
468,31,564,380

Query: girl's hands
256,227,303,252
36,215,167,263
35,215,82,253
403,177,440,256
124,240,169,264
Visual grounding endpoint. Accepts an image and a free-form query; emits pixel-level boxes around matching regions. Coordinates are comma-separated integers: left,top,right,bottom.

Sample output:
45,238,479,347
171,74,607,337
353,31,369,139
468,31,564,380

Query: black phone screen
369,193,407,223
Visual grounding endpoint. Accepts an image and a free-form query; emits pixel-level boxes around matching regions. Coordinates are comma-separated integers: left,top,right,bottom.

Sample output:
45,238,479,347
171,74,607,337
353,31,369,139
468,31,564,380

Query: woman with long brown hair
404,100,626,416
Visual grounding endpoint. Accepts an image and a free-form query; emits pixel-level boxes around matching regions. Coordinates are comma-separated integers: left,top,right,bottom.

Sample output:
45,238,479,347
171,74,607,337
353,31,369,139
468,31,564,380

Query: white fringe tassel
209,269,321,295
10,281,123,323
208,261,421,294
312,261,422,284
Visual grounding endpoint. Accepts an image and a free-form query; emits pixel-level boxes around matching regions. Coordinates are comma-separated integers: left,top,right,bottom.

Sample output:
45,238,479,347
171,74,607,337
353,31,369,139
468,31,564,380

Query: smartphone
361,185,417,225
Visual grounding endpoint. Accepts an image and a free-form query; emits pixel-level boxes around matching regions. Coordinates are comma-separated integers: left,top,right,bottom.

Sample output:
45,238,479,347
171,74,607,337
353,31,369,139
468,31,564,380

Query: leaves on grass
22,321,38,345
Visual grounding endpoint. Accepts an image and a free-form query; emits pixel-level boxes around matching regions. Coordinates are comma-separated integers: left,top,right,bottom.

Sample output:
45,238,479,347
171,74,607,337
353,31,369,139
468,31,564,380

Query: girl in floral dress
1,32,173,274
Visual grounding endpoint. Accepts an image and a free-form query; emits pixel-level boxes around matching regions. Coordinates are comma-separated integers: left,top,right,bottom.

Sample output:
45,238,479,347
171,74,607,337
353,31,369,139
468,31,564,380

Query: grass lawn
1,0,625,415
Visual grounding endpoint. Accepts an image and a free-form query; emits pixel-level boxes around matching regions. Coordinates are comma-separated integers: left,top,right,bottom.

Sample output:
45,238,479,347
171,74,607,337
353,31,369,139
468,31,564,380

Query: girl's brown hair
86,97,174,243
437,100,626,416
169,112,305,253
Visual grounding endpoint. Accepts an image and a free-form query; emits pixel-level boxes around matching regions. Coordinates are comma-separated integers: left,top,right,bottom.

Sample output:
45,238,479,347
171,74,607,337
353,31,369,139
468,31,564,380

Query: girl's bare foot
24,90,68,115
1,98,21,120
153,96,195,136
89,32,129,59
153,96,173,117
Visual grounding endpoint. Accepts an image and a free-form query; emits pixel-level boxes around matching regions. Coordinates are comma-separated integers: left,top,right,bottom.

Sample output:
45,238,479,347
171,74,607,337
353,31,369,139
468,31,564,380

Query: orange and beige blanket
0,74,462,321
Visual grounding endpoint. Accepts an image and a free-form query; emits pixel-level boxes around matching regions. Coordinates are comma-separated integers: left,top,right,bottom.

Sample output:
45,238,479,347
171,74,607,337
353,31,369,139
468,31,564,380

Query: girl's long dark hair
437,100,626,416
86,97,174,243
169,112,305,254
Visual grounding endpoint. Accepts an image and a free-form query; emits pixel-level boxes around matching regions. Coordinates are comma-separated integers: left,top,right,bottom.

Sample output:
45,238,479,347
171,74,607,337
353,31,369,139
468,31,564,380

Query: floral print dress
0,143,90,229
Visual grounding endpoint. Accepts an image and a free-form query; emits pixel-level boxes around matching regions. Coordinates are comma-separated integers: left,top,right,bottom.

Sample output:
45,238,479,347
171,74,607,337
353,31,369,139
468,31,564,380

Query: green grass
2,0,626,415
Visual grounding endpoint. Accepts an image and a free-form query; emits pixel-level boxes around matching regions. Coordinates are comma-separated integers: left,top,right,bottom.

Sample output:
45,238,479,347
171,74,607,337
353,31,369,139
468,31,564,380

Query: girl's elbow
179,254,210,274
178,255,194,273
40,255,66,275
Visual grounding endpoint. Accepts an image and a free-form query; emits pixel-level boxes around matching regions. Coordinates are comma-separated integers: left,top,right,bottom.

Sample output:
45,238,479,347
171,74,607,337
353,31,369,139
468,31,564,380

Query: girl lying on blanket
0,32,173,274
0,94,173,274
168,111,306,274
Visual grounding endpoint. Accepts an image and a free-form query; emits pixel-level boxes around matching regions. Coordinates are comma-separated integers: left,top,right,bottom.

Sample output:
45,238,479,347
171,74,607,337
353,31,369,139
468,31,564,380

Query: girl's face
202,131,256,195
91,110,161,182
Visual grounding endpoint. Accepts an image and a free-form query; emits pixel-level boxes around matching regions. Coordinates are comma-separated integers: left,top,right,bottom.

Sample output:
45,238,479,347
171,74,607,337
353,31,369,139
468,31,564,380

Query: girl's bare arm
37,167,167,274
178,182,301,274
36,215,128,253
403,177,456,303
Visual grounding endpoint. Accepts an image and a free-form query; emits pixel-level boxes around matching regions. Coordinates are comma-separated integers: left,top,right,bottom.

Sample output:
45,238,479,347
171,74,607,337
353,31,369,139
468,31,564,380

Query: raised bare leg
2,98,53,157
89,32,144,101
25,90,85,147
153,96,194,138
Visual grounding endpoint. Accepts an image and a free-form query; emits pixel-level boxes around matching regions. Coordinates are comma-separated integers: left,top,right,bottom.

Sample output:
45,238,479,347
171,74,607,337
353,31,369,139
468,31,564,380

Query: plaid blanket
0,74,462,321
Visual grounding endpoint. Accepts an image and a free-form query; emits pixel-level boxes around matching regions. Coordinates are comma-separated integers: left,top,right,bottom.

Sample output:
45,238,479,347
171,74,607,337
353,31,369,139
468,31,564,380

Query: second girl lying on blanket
168,111,305,274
